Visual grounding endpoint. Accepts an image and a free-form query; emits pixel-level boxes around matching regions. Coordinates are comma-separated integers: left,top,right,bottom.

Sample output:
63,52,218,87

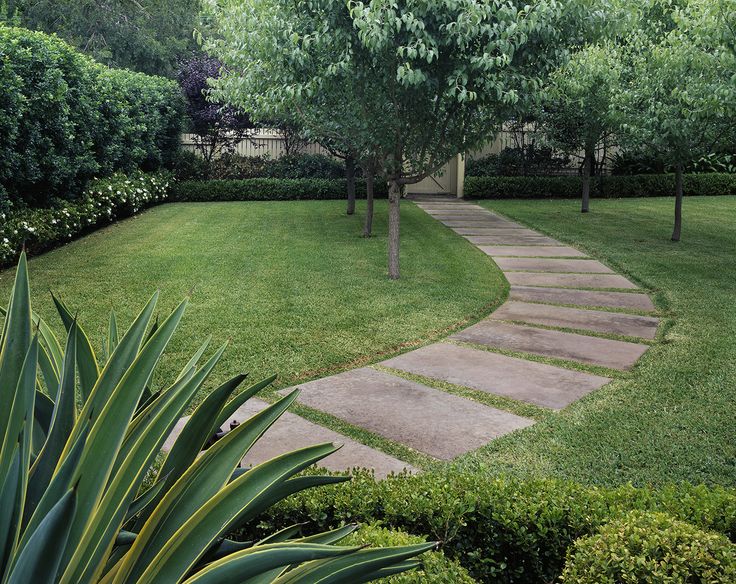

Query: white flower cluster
1,172,172,265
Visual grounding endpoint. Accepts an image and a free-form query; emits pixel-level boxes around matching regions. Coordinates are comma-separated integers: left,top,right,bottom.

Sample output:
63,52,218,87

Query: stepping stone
442,220,524,229
490,301,659,339
451,321,649,370
283,368,533,460
465,234,561,246
480,245,586,258
381,343,610,410
454,227,547,237
427,212,500,220
163,399,414,479
510,285,656,311
495,258,614,274
505,272,638,289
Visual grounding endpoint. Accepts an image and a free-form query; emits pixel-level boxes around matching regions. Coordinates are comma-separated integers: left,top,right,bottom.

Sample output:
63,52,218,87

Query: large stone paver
480,245,587,258
163,399,414,479
451,321,649,370
454,227,549,237
442,220,524,229
381,343,610,410
284,368,533,460
465,234,561,246
505,272,638,289
510,285,656,311
495,258,614,274
491,301,659,339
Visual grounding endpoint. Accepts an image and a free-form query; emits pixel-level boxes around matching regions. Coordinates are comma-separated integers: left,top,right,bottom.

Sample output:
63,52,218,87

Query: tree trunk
581,148,593,213
363,168,375,238
672,163,683,242
345,156,356,215
387,180,401,279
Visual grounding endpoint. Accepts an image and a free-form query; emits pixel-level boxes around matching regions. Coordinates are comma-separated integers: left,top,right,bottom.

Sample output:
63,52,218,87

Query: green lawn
0,200,505,406
462,196,736,488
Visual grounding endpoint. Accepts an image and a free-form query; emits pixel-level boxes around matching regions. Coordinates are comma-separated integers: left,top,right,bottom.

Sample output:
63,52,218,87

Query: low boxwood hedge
238,470,736,583
171,178,389,202
464,173,736,199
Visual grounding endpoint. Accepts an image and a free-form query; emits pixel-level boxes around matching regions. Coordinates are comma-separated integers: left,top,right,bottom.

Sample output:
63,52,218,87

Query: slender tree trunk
672,163,683,242
387,179,401,279
581,148,593,213
363,167,375,238
345,156,356,215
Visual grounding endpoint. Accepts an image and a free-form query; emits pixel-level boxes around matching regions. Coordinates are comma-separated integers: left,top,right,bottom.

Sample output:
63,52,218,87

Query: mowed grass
461,196,736,488
0,200,505,406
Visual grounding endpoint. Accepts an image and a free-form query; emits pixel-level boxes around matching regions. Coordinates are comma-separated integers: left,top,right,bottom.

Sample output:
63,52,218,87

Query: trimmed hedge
464,173,736,199
0,171,172,267
171,178,389,202
0,25,183,206
561,511,736,583
342,524,476,583
237,470,736,583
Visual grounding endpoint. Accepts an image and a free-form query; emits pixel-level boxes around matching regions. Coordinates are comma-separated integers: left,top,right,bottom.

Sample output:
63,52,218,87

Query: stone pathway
164,196,658,478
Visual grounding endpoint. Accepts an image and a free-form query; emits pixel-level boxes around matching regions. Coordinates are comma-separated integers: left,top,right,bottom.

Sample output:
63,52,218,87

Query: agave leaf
106,310,119,362
114,531,137,547
51,294,99,403
272,542,435,583
181,543,361,584
37,343,60,401
295,524,360,546
123,476,170,525
257,523,308,545
62,339,222,584
114,390,303,584
350,560,424,583
213,375,277,432
200,537,254,565
32,390,55,456
0,254,32,482
133,443,342,584
6,488,77,584
0,444,21,575
175,336,212,383
25,324,78,525
58,298,187,578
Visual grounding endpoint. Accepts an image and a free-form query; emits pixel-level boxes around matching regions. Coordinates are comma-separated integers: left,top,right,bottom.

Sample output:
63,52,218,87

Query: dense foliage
463,173,736,199
0,26,183,207
560,512,736,582
172,177,387,202
0,254,433,583
465,147,572,177
4,0,201,77
177,54,254,163
1,171,172,267
242,470,736,583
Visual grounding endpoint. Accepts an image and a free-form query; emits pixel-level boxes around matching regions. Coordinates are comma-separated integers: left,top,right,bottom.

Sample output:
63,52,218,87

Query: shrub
0,171,172,267
342,523,476,583
172,177,388,202
0,254,433,582
466,147,571,177
239,470,736,583
463,173,736,199
0,25,184,206
561,511,736,583
208,153,347,180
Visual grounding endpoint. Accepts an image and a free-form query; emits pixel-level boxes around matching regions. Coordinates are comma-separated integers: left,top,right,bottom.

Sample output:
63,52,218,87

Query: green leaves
0,252,431,583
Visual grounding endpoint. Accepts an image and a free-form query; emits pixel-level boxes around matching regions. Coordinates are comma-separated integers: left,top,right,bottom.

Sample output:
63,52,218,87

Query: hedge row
238,470,736,583
0,171,172,267
464,172,736,199
171,178,389,202
0,26,183,207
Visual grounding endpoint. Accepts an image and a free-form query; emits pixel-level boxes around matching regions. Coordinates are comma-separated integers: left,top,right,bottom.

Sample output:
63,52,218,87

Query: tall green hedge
464,173,736,199
0,25,183,207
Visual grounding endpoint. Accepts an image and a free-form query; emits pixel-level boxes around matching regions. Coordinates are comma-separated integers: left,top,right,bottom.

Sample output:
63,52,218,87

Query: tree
178,53,255,165
614,4,736,241
542,43,622,212
17,0,202,77
205,0,577,278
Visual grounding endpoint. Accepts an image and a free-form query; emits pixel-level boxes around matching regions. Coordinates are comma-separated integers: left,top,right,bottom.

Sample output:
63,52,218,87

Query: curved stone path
165,196,658,478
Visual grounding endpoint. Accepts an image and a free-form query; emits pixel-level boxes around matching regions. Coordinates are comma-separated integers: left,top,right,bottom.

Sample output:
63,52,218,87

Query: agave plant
0,253,432,583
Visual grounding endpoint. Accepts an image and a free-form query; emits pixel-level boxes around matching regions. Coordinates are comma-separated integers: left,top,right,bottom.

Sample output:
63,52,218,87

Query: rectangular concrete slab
453,227,549,236
505,272,638,289
495,258,614,274
451,321,649,370
163,399,414,479
479,246,586,257
284,368,533,459
465,234,561,246
442,220,524,229
490,301,659,339
381,343,610,410
510,285,656,311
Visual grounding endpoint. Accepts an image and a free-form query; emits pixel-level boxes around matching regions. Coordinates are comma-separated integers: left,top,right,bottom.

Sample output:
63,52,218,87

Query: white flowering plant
1,171,172,266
